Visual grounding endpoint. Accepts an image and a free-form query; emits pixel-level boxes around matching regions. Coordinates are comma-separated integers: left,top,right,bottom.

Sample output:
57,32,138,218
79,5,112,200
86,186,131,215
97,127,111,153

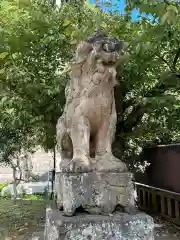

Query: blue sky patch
89,0,152,21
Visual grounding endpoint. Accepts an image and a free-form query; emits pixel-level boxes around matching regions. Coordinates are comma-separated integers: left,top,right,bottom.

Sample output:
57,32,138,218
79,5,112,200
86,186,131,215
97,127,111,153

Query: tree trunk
21,154,33,182
112,135,126,160
50,146,56,200
11,162,22,200
52,0,56,6
12,167,17,201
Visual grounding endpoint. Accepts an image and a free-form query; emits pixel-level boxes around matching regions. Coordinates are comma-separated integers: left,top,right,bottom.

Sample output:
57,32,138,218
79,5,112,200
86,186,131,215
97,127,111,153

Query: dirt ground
0,199,50,239
154,215,180,239
0,200,180,239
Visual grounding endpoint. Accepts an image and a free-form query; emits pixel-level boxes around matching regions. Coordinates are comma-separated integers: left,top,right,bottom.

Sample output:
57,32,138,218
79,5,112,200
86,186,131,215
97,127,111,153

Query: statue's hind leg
70,116,92,172
94,123,127,172
94,103,127,172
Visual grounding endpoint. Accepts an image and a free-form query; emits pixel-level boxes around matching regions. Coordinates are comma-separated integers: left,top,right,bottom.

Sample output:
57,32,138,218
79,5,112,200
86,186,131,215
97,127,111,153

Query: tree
0,102,37,198
114,0,180,169
0,0,180,171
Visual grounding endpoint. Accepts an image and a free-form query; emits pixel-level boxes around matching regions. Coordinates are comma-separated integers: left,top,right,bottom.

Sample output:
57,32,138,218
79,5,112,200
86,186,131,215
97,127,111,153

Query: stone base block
44,207,154,240
55,172,135,216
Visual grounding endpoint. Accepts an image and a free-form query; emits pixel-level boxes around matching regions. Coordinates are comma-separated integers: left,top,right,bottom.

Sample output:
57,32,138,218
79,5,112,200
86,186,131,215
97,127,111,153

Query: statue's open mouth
102,60,116,66
101,50,120,66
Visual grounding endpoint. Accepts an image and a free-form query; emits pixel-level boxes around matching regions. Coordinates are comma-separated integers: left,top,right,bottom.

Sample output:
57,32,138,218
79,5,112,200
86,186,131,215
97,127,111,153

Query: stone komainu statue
56,32,128,172
45,33,154,239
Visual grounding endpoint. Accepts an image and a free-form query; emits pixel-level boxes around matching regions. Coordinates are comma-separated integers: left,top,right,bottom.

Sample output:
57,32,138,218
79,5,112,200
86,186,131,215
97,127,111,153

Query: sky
56,0,139,19
89,0,140,20
55,0,143,21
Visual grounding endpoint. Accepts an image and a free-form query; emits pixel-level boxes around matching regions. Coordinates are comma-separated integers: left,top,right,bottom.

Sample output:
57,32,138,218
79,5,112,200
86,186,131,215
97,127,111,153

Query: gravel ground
154,215,180,239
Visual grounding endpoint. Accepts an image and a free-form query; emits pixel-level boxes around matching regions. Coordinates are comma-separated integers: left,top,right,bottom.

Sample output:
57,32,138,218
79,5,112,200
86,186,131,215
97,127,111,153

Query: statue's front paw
94,153,128,172
72,157,92,173
60,159,72,172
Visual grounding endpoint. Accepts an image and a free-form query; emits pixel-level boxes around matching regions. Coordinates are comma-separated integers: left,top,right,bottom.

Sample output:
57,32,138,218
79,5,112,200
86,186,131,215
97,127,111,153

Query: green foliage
0,0,180,170
0,183,8,192
118,0,180,167
20,191,49,200
0,0,108,162
0,186,49,200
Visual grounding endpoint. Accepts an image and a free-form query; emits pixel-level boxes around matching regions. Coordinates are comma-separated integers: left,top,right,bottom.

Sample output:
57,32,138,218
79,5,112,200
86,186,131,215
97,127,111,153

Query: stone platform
44,207,154,240
55,172,135,216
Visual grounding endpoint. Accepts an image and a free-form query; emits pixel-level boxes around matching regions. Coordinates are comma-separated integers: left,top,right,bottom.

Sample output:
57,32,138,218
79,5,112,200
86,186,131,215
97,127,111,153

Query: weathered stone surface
55,172,135,216
44,207,154,240
56,32,128,173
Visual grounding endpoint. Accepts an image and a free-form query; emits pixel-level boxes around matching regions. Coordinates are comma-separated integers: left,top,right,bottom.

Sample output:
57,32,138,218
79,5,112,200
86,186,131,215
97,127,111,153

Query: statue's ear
92,42,102,52
75,41,92,62
78,41,92,53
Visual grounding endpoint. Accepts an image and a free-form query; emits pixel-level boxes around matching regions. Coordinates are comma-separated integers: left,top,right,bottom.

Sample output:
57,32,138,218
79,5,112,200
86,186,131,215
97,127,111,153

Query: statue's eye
102,43,108,52
102,43,115,52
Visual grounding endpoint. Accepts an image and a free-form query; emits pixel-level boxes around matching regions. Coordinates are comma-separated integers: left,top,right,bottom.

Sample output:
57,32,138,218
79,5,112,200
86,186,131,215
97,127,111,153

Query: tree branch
52,0,56,6
173,48,180,69
123,105,145,133
118,79,170,135
123,99,136,112
163,0,170,5
116,104,145,135
156,54,173,71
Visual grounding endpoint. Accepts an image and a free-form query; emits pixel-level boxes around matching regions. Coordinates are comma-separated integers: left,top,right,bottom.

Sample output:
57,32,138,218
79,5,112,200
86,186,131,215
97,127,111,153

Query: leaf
139,4,152,14
70,39,77,45
160,12,169,25
0,68,5,75
65,27,73,37
0,52,9,59
6,108,14,114
167,5,178,14
63,19,71,27
101,22,108,29
136,44,141,54
1,96,8,104
58,34,66,40
18,0,31,8
12,53,18,59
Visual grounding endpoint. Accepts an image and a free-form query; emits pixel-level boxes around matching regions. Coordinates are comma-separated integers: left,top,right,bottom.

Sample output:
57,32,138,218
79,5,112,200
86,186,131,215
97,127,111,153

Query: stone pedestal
43,171,155,239
44,206,154,240
55,172,135,216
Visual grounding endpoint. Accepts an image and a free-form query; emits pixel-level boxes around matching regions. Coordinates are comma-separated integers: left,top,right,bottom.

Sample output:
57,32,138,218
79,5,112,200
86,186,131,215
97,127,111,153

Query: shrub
0,183,8,192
